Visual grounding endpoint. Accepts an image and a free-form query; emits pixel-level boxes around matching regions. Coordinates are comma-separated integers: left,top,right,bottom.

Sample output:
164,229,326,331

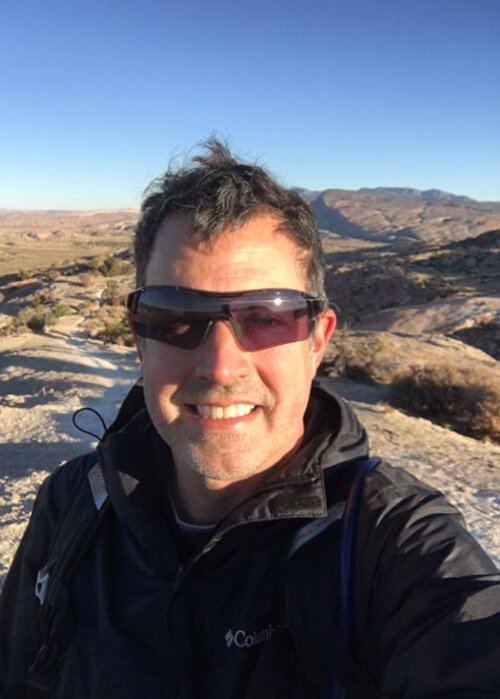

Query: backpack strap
27,460,110,692
283,456,380,699
330,456,381,699
339,457,381,649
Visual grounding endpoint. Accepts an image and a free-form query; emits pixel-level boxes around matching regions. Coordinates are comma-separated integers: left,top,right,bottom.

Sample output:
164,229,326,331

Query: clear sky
1,0,499,209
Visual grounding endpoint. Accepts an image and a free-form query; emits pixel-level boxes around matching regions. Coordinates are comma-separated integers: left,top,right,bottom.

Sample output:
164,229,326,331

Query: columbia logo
224,624,280,649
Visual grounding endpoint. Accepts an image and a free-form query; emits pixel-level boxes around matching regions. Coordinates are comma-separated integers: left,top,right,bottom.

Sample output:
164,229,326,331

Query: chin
174,441,279,483
185,456,269,482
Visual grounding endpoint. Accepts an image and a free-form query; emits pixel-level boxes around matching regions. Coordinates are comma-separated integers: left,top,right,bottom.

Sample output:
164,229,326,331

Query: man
1,140,499,698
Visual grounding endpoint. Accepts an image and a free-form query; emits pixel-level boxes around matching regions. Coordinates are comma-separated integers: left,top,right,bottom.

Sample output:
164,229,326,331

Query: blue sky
1,0,499,209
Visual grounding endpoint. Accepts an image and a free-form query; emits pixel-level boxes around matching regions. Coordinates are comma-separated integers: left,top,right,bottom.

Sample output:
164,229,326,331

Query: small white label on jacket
35,567,49,605
225,624,280,649
88,462,108,510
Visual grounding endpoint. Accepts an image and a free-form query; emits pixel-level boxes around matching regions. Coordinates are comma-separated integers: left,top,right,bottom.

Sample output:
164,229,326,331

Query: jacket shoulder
287,458,500,696
354,459,500,695
4,450,99,591
35,451,99,520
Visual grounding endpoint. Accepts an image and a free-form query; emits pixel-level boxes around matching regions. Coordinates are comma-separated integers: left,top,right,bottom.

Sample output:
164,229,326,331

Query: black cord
71,407,108,441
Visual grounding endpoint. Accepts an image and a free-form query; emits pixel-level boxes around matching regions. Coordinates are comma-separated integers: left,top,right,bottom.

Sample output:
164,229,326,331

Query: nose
194,319,250,384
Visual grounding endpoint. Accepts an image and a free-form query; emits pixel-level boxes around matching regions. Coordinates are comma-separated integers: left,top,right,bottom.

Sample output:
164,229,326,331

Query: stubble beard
144,377,306,483
160,421,282,482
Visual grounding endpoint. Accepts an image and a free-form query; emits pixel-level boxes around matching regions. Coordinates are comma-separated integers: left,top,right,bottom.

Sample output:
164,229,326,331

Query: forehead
145,213,308,292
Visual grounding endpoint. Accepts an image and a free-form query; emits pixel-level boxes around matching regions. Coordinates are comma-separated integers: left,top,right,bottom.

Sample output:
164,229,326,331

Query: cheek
141,343,188,399
257,343,315,402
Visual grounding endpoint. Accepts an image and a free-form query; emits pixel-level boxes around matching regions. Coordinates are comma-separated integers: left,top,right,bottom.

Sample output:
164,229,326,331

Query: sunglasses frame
127,285,331,351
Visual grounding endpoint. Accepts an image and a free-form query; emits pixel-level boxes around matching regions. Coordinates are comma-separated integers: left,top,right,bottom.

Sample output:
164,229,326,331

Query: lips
194,404,256,420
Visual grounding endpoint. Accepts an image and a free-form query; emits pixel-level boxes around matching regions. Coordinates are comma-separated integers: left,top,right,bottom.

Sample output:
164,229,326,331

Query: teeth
195,404,255,419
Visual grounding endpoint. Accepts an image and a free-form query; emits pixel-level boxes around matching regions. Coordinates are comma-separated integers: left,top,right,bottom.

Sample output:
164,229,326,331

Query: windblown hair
134,138,326,296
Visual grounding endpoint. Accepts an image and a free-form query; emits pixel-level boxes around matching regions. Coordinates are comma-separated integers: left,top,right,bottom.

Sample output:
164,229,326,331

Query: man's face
134,212,335,485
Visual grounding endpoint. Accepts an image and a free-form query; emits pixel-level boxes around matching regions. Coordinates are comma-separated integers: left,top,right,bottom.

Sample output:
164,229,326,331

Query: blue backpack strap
331,456,381,699
339,456,381,644
282,456,381,698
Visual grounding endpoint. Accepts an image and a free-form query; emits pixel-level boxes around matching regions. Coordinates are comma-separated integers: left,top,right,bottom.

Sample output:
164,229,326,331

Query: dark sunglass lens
130,287,209,349
133,317,208,349
230,294,311,350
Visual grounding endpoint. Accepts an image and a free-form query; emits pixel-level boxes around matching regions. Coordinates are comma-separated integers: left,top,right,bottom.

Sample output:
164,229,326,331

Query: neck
170,436,305,525
172,468,271,525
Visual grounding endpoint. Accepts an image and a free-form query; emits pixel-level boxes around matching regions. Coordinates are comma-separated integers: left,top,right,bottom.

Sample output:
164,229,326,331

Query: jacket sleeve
355,463,500,698
0,456,90,697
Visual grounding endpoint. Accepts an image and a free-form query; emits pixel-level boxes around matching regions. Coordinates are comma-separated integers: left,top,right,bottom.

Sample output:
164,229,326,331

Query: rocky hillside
324,229,500,359
308,188,500,244
0,251,134,344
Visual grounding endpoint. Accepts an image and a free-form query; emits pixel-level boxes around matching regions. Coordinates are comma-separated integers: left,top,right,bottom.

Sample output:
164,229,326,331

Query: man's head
134,138,327,298
129,140,335,518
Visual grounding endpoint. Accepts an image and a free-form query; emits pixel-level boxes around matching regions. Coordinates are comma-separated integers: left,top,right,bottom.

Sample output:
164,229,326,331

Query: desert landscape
1,188,499,587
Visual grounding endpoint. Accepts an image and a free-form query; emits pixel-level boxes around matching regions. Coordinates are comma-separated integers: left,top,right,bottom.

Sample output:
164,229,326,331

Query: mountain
357,187,474,203
293,187,500,244
292,188,321,204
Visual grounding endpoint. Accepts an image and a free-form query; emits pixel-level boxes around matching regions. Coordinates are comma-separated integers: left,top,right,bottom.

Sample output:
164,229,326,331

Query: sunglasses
127,286,330,351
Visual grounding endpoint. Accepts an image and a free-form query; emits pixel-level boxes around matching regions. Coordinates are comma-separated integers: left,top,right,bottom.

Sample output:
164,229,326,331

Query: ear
311,309,336,373
127,313,144,363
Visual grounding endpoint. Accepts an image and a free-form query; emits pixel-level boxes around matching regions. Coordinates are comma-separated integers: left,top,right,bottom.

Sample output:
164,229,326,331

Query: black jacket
1,380,499,698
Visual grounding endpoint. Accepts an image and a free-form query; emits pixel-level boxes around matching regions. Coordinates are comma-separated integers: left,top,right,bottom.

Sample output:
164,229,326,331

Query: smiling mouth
192,404,256,420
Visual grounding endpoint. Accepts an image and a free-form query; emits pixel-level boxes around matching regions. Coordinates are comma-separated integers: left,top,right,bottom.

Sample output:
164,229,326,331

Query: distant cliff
293,186,500,243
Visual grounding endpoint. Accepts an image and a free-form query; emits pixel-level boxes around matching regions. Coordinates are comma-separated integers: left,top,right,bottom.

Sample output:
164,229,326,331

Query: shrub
14,307,47,333
320,327,387,383
53,304,71,318
89,255,130,278
391,365,500,444
31,291,54,308
87,257,102,272
103,280,122,306
26,313,46,333
96,320,134,346
14,307,35,328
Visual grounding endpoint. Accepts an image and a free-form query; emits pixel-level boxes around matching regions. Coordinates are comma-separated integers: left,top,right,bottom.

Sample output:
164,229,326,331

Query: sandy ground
0,324,139,586
0,327,499,590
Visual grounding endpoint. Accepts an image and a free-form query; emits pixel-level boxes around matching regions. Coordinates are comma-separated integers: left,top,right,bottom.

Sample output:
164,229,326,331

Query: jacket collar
98,379,369,537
